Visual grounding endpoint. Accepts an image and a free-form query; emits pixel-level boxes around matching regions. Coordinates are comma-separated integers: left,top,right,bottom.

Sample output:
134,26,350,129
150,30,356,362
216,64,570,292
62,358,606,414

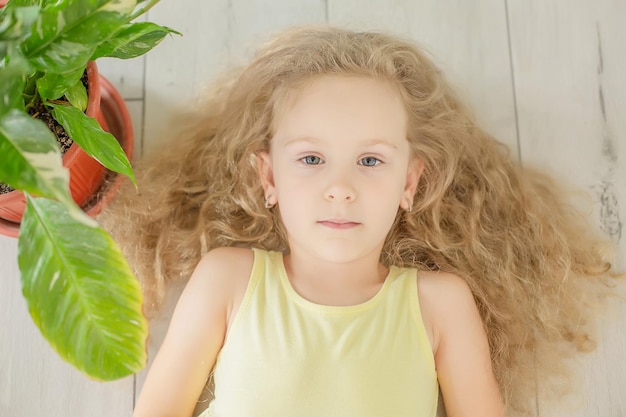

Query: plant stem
23,73,40,111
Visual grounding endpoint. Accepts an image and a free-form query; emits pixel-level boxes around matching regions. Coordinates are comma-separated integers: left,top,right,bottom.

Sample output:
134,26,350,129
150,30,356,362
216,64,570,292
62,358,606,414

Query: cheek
274,175,311,201
368,173,407,214
273,162,320,196
275,192,312,238
363,170,406,199
376,192,403,220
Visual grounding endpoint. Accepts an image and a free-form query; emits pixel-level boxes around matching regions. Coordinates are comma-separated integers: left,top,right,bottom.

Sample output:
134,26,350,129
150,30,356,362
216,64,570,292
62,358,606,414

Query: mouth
317,220,361,229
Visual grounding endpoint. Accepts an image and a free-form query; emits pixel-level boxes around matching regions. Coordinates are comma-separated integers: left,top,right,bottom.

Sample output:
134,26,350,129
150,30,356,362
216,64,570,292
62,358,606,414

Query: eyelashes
299,155,383,166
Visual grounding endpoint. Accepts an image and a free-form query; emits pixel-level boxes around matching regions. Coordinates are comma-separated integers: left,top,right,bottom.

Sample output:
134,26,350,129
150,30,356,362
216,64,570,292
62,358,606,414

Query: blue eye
301,155,323,165
359,156,381,167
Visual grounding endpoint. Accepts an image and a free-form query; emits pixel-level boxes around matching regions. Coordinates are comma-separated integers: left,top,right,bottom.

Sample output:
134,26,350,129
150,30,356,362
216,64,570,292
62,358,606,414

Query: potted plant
0,60,110,231
0,0,178,381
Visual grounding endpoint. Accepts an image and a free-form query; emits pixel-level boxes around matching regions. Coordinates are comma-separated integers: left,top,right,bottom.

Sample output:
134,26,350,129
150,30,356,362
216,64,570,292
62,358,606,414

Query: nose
324,174,357,202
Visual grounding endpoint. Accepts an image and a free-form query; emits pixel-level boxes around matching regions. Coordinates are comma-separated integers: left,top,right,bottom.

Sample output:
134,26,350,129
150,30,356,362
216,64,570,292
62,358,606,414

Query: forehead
271,75,408,147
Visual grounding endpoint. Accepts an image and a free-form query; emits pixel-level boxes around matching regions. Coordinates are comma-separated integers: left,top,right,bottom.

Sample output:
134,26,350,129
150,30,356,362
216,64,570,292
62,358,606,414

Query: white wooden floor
1,1,625,416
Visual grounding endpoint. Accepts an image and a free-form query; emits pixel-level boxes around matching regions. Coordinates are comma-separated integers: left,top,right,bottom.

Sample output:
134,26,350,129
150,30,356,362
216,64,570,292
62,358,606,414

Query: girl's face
259,75,423,264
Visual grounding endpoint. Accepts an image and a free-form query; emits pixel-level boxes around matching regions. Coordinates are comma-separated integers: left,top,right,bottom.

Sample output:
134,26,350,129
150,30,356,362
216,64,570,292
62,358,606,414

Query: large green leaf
18,196,148,381
91,21,179,60
50,103,135,184
21,0,137,73
0,110,74,207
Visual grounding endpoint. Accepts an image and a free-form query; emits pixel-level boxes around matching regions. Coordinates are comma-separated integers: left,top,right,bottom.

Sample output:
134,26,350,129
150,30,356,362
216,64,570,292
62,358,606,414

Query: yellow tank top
202,248,438,417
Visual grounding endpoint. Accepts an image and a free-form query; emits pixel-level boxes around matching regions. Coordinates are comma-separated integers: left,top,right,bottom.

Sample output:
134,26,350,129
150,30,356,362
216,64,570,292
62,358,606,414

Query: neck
283,246,388,306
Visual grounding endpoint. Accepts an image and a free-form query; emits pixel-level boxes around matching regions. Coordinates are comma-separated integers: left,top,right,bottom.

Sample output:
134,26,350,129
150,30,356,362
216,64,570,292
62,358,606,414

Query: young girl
100,26,620,417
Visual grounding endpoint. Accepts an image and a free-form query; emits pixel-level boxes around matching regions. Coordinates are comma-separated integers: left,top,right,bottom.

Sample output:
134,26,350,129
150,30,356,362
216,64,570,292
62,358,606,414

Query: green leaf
18,196,148,381
27,42,93,75
0,5,39,40
0,110,74,207
50,103,135,184
22,0,136,73
91,22,179,60
0,5,39,60
64,78,88,111
2,0,40,8
0,65,26,116
35,65,84,102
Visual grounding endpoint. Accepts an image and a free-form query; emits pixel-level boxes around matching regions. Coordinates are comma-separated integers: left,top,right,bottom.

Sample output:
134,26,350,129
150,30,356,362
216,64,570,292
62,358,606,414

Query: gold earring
406,200,413,212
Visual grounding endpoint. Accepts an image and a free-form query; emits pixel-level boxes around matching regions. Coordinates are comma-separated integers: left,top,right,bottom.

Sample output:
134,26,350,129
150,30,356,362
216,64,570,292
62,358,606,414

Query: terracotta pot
0,74,134,238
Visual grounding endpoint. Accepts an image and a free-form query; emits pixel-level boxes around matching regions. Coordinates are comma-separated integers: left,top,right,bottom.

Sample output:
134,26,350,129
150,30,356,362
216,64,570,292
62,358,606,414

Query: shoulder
157,247,256,349
194,246,255,281
191,246,255,327
415,270,479,353
416,270,475,309
186,247,254,305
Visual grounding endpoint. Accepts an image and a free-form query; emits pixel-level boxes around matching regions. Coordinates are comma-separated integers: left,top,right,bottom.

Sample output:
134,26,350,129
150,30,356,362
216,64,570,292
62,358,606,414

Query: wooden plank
97,56,145,101
124,100,145,159
142,0,327,152
133,281,186,411
508,1,626,416
329,0,519,154
0,235,134,417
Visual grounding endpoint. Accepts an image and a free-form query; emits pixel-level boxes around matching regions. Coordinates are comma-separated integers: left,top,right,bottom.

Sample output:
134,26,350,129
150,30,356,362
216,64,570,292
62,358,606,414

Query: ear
257,151,278,205
399,157,424,211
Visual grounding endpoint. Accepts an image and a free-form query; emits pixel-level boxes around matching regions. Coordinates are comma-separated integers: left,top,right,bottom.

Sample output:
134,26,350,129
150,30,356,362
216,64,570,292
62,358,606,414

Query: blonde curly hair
99,26,620,415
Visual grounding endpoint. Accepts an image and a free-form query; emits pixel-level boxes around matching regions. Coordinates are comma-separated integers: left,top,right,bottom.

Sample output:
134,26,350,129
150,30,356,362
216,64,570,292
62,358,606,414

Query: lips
318,220,361,229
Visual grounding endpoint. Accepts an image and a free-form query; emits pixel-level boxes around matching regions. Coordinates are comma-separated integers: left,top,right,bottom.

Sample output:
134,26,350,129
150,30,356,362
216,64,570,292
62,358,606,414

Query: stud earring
406,200,413,212
264,196,274,209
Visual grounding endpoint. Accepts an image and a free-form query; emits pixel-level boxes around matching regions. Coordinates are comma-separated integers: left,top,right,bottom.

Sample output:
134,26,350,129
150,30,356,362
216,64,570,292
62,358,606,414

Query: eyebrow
283,136,399,149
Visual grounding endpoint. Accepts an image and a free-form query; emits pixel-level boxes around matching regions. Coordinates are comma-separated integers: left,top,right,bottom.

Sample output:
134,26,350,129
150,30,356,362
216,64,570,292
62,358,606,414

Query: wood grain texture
97,57,146,101
124,100,145,159
507,1,626,416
